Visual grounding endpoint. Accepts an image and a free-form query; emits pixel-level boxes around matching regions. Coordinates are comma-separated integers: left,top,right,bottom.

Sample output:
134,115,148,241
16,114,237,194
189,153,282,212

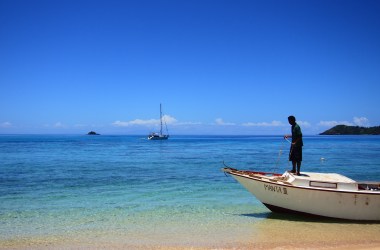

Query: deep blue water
1,135,380,241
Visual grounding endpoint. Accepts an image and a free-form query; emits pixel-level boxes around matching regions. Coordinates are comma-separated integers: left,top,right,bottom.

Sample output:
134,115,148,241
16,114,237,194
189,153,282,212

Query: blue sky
1,0,379,135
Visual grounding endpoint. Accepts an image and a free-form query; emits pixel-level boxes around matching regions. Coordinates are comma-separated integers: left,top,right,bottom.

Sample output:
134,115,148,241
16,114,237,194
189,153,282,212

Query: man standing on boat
284,115,303,175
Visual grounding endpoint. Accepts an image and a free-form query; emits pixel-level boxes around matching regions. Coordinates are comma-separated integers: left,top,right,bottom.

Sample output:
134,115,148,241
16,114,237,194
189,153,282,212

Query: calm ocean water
1,135,380,246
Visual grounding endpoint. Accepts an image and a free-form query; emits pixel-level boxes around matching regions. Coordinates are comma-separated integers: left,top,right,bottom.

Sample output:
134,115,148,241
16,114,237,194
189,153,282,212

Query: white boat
222,166,380,221
148,103,169,140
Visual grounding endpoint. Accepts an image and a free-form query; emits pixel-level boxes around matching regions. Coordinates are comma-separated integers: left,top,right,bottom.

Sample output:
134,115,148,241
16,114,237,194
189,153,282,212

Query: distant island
87,131,100,135
320,125,380,135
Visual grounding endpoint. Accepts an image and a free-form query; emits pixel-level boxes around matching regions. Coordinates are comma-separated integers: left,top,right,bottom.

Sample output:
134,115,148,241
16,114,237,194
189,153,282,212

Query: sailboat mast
160,103,163,136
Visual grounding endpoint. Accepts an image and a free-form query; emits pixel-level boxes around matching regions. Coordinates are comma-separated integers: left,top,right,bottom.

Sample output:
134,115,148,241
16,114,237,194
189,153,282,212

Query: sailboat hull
148,135,169,140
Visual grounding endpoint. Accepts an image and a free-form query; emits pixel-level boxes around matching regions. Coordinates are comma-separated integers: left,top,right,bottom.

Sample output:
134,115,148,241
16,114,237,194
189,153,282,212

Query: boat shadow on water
240,212,380,224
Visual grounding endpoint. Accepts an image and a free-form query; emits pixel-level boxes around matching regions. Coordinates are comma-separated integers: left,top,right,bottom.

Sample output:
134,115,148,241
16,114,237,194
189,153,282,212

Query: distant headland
87,131,100,135
320,125,380,135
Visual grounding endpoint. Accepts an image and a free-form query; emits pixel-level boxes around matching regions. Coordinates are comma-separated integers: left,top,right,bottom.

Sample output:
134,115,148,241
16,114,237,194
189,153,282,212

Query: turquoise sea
1,135,380,248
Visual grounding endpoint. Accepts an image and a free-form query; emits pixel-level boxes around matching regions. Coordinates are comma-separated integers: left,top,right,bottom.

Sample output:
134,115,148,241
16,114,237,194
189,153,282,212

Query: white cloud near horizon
0,121,12,128
353,117,370,127
43,122,67,128
297,121,311,127
242,120,284,127
113,115,178,127
111,115,372,132
318,117,370,127
54,122,66,128
215,118,235,126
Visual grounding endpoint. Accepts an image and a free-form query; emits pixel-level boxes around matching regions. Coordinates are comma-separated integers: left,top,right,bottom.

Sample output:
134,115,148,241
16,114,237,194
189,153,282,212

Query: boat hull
228,172,380,221
148,135,169,140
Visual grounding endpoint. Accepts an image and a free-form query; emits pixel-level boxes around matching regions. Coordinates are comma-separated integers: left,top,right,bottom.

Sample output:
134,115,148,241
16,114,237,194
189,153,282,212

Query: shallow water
1,135,380,248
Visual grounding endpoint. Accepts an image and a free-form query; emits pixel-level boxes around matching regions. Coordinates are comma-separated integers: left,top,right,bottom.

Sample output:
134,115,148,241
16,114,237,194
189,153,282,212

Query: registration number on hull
264,184,288,195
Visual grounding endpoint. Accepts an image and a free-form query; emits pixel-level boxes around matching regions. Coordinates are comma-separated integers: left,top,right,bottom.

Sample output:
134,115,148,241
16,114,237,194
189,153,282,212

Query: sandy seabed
2,215,380,250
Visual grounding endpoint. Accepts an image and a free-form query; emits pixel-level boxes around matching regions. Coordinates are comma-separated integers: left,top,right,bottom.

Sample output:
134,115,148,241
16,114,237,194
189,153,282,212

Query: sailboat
148,104,169,140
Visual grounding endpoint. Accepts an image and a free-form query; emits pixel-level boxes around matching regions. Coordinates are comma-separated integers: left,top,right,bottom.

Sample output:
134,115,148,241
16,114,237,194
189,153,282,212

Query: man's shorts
289,146,302,162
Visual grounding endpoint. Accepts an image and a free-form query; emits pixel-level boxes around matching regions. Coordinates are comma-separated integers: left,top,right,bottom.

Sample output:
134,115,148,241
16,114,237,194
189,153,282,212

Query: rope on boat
284,137,292,144
273,138,290,173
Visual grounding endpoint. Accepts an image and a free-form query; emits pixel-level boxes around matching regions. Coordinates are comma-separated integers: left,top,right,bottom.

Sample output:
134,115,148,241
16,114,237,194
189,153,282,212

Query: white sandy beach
2,215,380,250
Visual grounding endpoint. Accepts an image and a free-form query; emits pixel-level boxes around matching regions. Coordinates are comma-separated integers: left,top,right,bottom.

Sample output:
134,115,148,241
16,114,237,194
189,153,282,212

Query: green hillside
320,125,380,135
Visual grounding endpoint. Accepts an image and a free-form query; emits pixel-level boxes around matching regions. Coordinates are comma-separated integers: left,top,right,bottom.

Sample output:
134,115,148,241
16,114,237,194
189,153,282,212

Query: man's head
288,115,296,125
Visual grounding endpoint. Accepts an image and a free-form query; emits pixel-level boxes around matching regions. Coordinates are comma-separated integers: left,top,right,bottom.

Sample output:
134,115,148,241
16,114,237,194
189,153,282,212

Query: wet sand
2,238,380,250
2,213,380,250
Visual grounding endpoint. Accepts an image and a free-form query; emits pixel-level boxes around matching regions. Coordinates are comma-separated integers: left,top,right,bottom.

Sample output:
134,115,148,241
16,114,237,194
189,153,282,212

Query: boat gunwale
224,169,380,196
